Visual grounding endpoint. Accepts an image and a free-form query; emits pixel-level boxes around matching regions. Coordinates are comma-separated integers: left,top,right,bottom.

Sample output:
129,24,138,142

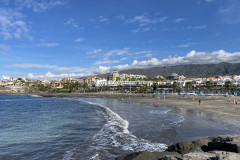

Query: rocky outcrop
116,136,240,160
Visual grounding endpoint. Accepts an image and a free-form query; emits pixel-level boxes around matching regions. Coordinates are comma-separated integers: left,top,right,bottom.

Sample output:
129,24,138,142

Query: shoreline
36,92,240,122
2,93,240,159
36,92,240,159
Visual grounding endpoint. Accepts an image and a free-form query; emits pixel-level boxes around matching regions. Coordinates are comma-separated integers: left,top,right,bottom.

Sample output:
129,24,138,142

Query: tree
231,73,234,80
225,81,232,94
152,83,158,91
185,82,192,91
173,82,178,92
83,82,88,90
206,81,213,90
140,85,148,93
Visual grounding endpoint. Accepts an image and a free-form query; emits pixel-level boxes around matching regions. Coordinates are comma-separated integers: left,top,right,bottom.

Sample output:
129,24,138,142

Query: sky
1,0,240,80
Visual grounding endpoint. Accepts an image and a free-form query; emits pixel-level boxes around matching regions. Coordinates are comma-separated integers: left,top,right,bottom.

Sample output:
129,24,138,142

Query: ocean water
0,94,240,160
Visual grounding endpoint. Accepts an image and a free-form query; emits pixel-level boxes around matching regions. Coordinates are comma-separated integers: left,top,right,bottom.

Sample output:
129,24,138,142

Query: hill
98,62,240,78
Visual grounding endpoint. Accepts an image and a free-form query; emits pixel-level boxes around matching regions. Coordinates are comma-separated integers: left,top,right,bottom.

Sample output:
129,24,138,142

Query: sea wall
116,136,240,160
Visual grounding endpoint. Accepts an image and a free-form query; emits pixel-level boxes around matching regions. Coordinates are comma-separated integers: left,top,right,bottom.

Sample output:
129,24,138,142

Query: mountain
98,62,240,78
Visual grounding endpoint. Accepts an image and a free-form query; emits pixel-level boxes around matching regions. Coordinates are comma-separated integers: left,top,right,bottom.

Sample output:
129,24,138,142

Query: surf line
80,100,168,151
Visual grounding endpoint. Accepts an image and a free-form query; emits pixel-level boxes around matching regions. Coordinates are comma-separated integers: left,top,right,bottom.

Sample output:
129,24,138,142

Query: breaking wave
81,100,167,159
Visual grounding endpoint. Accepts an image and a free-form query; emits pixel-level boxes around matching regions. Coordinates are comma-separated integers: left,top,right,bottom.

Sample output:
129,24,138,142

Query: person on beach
235,99,238,105
199,100,201,105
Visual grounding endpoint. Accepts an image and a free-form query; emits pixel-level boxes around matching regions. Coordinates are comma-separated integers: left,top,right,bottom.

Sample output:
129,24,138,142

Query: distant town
0,71,240,95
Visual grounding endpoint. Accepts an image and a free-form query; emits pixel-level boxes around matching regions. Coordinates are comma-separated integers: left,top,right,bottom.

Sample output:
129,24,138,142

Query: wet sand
38,92,240,122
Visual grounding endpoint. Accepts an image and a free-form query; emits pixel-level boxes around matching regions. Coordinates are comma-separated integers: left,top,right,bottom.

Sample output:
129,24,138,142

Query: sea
1,94,240,160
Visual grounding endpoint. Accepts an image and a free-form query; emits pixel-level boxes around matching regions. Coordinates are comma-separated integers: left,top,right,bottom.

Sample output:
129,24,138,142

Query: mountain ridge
97,62,240,78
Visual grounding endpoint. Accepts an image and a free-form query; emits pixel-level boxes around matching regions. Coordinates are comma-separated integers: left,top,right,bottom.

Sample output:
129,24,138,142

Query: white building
94,79,108,87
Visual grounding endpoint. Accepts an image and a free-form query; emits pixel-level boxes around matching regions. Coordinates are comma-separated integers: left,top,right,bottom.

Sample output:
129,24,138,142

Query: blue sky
1,0,240,80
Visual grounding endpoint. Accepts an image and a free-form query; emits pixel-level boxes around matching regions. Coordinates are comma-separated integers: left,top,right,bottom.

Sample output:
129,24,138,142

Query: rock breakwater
116,136,240,160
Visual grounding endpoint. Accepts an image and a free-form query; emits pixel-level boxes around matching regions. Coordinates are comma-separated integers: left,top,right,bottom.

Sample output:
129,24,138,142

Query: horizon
1,0,240,80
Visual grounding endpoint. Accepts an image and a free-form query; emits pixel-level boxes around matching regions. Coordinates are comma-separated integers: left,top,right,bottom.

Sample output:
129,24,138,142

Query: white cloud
104,48,129,58
7,64,87,73
135,51,152,55
96,50,240,74
120,57,127,61
186,25,207,29
115,15,125,21
86,49,102,58
15,0,64,13
173,18,185,23
86,49,102,55
144,54,152,59
6,50,240,79
176,43,196,48
27,71,86,80
38,42,59,47
0,8,31,40
125,14,167,26
64,18,85,29
96,66,111,74
98,16,109,22
132,28,150,33
94,60,121,65
2,75,10,80
75,37,85,43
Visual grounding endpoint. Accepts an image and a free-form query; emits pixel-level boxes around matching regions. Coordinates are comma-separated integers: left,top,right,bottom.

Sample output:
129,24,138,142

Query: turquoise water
1,94,240,160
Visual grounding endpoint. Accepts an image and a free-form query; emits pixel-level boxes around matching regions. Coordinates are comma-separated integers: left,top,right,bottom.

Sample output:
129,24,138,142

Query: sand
38,92,240,122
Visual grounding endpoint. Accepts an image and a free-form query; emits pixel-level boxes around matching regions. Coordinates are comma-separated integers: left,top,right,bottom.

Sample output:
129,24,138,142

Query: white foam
80,100,167,158
30,95,42,98
149,108,171,114
90,153,99,160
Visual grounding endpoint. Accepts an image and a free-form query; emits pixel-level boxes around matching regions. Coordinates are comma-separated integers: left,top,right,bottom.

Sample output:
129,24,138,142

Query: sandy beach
38,92,240,122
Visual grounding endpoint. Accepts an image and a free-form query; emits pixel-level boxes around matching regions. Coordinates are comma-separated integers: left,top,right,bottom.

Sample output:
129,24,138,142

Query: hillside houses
1,71,240,93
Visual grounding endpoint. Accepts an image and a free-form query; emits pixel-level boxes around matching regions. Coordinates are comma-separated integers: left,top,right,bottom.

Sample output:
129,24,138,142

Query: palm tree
185,82,192,91
152,83,158,92
173,82,178,92
206,81,213,90
225,81,233,94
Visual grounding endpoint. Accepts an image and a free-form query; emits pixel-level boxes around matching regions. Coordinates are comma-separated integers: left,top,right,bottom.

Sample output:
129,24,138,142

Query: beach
39,92,240,122
1,93,240,159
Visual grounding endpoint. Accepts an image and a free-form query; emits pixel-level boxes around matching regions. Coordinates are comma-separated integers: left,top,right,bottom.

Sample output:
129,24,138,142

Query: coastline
36,92,240,159
37,92,240,122
2,92,240,159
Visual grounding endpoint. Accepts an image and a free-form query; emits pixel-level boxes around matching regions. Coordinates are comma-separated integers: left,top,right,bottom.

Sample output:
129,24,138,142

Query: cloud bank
4,50,240,80
96,50,240,74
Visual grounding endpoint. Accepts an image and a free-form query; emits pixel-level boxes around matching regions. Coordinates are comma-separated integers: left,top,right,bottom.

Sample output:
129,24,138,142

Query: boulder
115,136,240,160
116,151,157,160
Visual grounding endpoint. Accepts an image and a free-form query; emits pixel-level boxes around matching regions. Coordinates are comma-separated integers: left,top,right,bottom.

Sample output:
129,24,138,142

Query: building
108,71,119,81
51,80,62,88
166,73,179,80
108,71,147,81
155,75,164,79
61,77,73,83
93,79,107,87
83,76,97,85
